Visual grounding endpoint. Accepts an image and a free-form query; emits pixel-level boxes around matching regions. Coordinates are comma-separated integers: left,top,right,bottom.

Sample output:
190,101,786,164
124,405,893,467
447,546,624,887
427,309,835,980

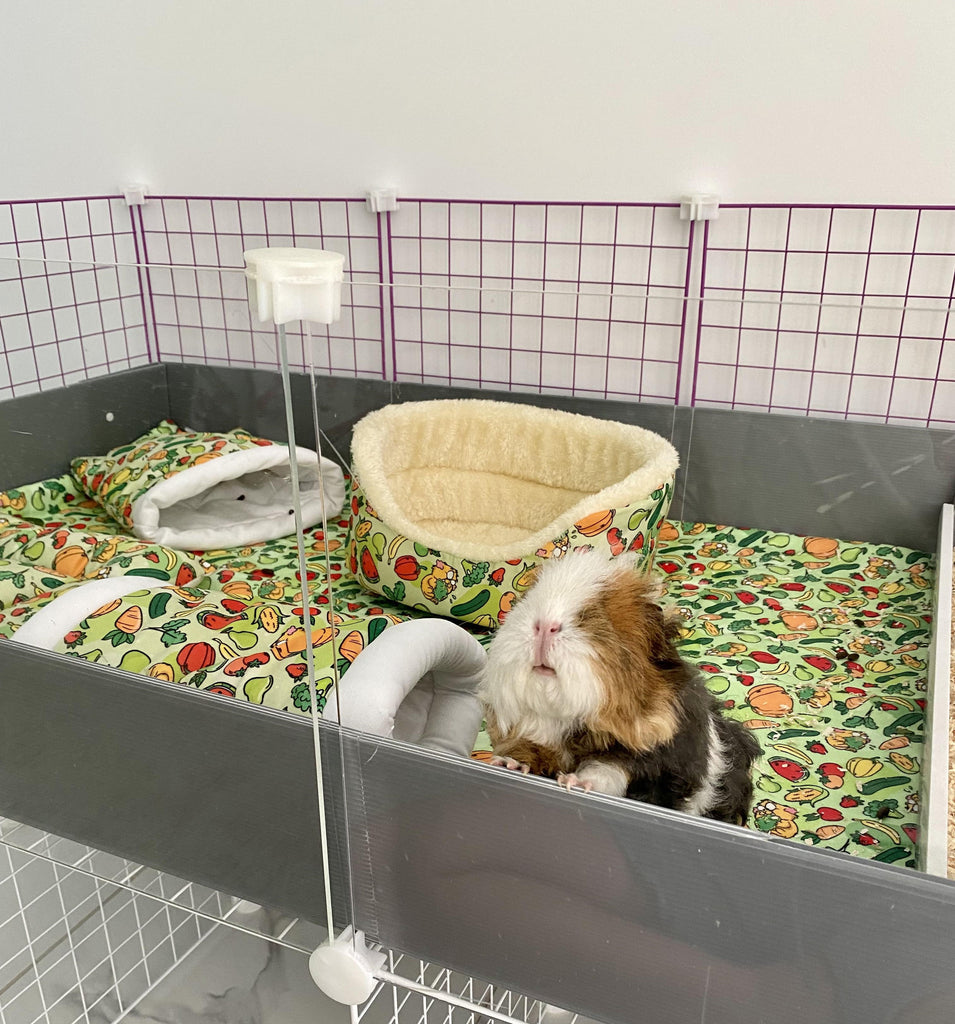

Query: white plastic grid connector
309,925,386,1005
122,184,148,207
679,193,720,221
365,188,399,214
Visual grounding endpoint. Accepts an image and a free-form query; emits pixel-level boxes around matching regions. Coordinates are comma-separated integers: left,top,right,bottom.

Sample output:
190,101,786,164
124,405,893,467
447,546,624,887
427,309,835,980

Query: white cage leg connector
309,926,386,1005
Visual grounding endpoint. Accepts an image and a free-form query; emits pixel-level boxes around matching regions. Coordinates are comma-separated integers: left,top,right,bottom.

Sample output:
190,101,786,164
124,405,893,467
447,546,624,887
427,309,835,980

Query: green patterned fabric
70,420,280,532
0,474,933,866
645,521,928,866
0,474,417,713
53,582,404,714
0,476,207,636
349,479,675,626
475,522,931,864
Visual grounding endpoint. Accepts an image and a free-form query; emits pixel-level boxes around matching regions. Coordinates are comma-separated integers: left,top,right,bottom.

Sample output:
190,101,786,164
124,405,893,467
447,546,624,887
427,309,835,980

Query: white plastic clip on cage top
679,193,720,221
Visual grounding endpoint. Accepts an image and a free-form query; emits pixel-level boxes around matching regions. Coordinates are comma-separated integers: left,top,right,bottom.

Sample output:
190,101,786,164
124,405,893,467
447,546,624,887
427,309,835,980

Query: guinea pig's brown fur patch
579,569,681,754
482,716,577,778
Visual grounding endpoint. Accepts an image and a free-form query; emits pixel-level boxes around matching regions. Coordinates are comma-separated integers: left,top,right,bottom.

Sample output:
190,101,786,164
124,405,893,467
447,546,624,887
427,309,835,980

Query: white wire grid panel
356,951,581,1024
696,205,955,426
387,200,689,402
138,197,386,379
0,818,321,1024
1,815,582,1024
0,199,149,401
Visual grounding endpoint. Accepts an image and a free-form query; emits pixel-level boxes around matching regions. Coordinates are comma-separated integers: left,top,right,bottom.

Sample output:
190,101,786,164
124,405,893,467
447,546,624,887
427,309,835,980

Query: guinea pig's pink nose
533,620,562,665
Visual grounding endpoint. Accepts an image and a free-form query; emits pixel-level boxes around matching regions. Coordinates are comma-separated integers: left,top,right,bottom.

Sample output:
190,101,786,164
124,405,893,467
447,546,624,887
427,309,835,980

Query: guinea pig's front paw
556,772,593,792
490,755,531,774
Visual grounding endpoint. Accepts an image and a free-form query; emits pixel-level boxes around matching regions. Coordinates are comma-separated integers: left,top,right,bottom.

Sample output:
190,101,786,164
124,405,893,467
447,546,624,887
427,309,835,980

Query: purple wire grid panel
695,205,955,427
0,199,149,402
387,201,690,402
138,197,386,379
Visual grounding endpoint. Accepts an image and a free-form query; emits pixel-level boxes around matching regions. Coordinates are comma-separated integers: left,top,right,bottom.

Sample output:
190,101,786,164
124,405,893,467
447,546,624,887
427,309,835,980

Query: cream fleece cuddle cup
348,399,679,626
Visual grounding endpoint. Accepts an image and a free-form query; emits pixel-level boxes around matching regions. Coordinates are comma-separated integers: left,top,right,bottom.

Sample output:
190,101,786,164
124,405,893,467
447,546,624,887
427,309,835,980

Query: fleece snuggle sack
348,399,679,626
72,420,346,551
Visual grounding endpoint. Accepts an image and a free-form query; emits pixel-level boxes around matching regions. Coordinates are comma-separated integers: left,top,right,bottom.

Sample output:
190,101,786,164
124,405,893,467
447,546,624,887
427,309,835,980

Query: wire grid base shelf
1,815,584,1024
0,817,321,1024
356,951,583,1024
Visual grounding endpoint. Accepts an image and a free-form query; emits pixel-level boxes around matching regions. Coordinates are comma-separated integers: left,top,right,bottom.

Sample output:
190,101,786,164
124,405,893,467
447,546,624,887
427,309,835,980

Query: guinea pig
478,550,761,825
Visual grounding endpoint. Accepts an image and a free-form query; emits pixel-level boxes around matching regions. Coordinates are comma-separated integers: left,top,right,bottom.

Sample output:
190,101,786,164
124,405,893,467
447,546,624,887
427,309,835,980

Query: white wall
3,1,954,203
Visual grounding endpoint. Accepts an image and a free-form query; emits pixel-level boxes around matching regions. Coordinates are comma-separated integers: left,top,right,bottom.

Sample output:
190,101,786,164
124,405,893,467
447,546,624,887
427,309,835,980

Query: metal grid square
0,833,195,1024
0,817,318,1024
139,197,386,379
696,205,955,426
0,198,149,401
388,200,689,403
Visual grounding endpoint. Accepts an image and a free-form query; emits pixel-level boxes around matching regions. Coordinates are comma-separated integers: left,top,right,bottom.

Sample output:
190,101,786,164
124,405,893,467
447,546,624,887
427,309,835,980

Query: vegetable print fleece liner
0,481,932,867
0,473,411,717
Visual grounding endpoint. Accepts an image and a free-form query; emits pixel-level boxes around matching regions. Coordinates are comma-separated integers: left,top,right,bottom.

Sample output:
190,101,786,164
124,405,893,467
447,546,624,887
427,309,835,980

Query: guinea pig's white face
481,552,634,741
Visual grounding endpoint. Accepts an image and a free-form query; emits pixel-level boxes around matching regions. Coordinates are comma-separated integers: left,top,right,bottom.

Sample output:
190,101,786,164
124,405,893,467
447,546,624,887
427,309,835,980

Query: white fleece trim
11,576,171,650
322,618,485,757
130,447,346,551
351,399,679,561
